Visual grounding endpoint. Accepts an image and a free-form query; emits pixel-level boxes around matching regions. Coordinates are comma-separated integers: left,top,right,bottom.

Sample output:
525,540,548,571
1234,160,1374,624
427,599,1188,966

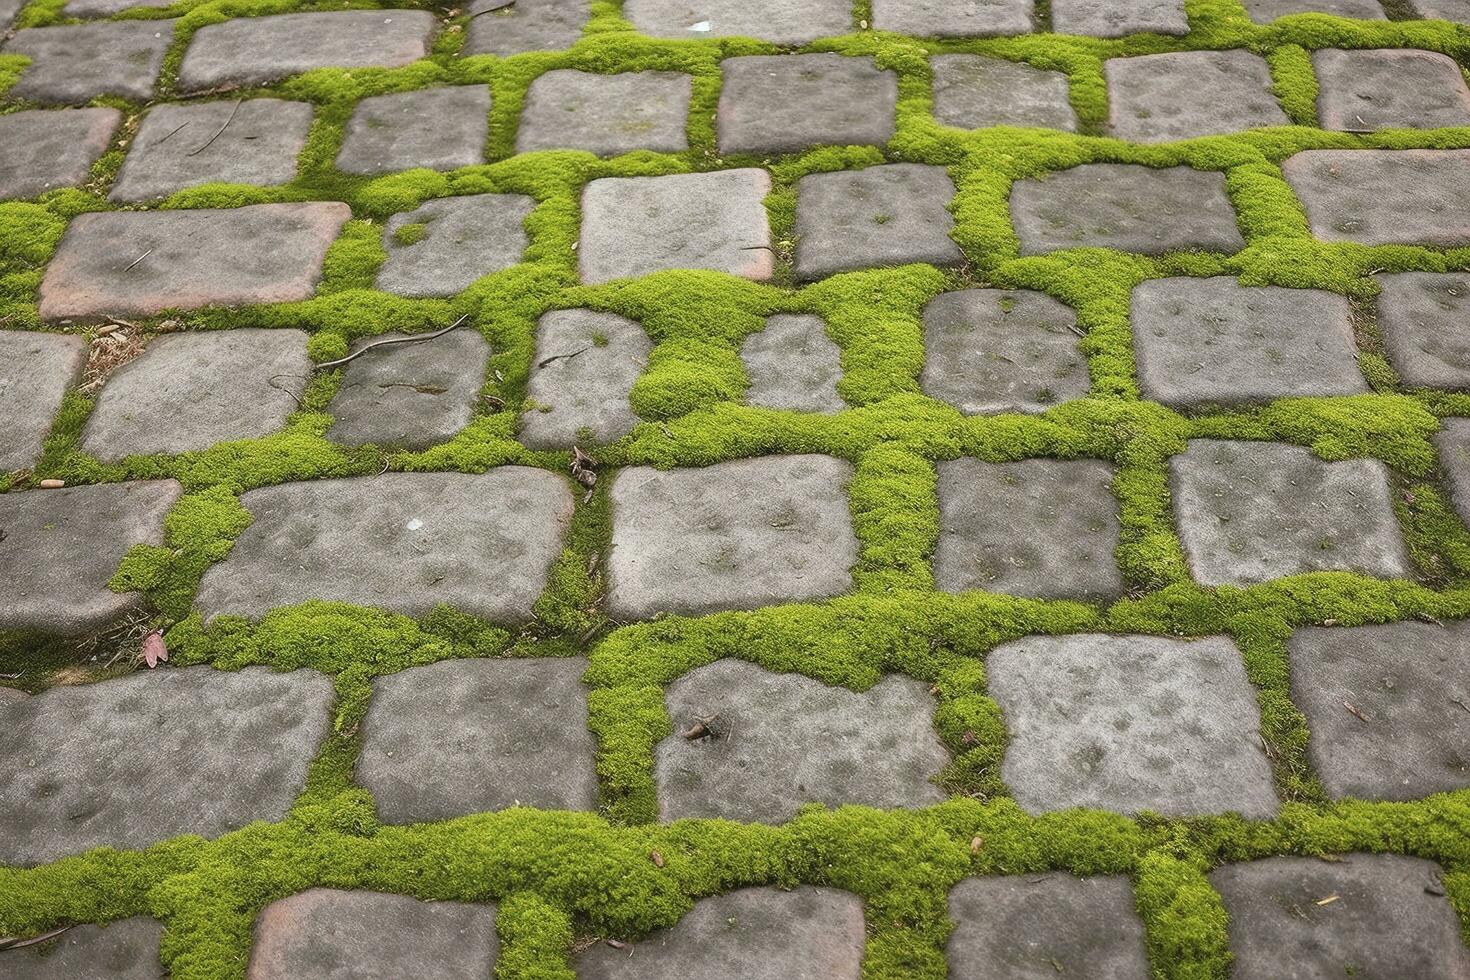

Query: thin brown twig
312,315,469,372
537,346,589,369
123,248,153,273
153,121,190,146
0,924,75,951
186,99,243,157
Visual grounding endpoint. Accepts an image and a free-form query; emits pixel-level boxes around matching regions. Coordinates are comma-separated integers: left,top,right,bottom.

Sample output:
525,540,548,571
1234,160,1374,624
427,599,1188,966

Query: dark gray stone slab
0,666,333,865
358,658,596,823
517,70,691,156
579,169,772,284
607,455,857,619
327,328,489,450
377,193,534,298
0,108,119,201
3,21,175,104
1408,0,1470,21
622,0,853,44
1283,149,1470,247
0,480,181,635
947,875,1149,979
194,470,573,621
1211,855,1470,980
921,288,1087,414
988,634,1279,817
1130,277,1366,407
1376,272,1470,388
935,458,1122,601
931,55,1078,132
4,918,163,979
1314,49,1470,132
1105,51,1288,142
1169,439,1410,586
794,163,962,281
64,0,173,14
0,331,85,472
520,309,650,448
741,313,844,413
1010,164,1245,255
1243,0,1385,19
40,203,351,321
463,0,587,55
872,0,1031,34
1435,417,1470,527
717,54,897,156
1050,0,1188,36
336,86,489,177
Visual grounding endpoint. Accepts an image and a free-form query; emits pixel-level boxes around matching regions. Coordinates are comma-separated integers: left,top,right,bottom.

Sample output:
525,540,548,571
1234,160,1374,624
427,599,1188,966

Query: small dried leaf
651,850,665,868
142,630,167,669
970,836,984,855
1315,894,1340,906
605,939,626,950
38,478,65,489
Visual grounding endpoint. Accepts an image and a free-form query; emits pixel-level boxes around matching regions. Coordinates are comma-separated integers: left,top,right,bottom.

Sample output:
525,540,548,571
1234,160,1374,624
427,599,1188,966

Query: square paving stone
740,313,845,413
4,918,163,979
931,55,1078,132
463,0,587,55
0,108,119,201
794,163,962,281
40,202,351,321
1211,855,1470,980
248,890,497,980
622,0,853,44
1288,621,1470,801
947,875,1149,979
520,309,650,448
717,54,897,156
921,288,1088,414
4,21,175,104
64,0,173,14
358,658,597,823
336,86,490,176
1408,0,1470,20
1283,149,1470,247
872,0,1032,35
1010,164,1245,255
177,11,438,91
1376,272,1470,388
1315,49,1470,131
0,480,181,635
377,193,534,297
935,459,1122,601
1169,439,1410,586
517,69,691,156
987,633,1280,817
193,469,573,622
1050,0,1189,36
607,455,857,620
579,169,772,284
0,666,333,865
1242,0,1386,19
1130,277,1367,407
1105,51,1289,143
110,99,314,203
1438,418,1470,526
0,331,85,472
655,660,948,822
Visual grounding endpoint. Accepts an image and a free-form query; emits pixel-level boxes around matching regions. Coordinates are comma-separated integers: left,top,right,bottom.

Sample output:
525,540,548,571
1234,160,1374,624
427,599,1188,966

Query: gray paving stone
39,202,351,321
1211,855,1470,980
872,0,1032,34
110,99,314,203
336,86,489,177
1408,0,1470,21
740,313,845,413
0,480,181,635
0,108,119,202
1010,164,1245,255
947,875,1149,979
607,455,857,619
987,633,1279,817
463,0,587,55
655,660,947,822
0,0,21,25
921,288,1087,414
622,0,853,44
194,469,573,621
3,21,175,104
0,665,332,865
377,193,534,298
177,11,438,91
1050,0,1188,36
1242,0,1386,19
1105,51,1288,143
358,658,596,823
794,163,962,281
1434,417,1470,526
1283,149,1470,247
1130,277,1366,407
520,309,650,448
248,890,497,980
931,55,1078,132
1288,621,1470,801
4,918,163,979
517,70,691,156
935,458,1123,601
0,331,85,472
63,0,172,15
576,887,866,979
717,54,897,156
1376,272,1470,388
1315,49,1470,132
326,328,489,450
579,169,772,284
1169,439,1410,587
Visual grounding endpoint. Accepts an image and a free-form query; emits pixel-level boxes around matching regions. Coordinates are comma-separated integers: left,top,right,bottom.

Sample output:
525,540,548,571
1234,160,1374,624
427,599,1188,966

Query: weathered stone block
1316,48,1470,132
336,86,490,176
0,331,85,472
463,0,587,55
326,328,489,449
931,55,1078,132
740,314,845,413
1376,272,1470,388
0,108,120,201
377,193,533,297
717,54,897,155
1050,0,1188,36
1283,149,1470,247
1105,51,1288,142
517,70,691,156
872,0,1032,35
1242,0,1386,19
622,0,852,44
5,918,164,979
520,309,650,448
1436,417,1470,527
3,21,174,103
794,163,962,281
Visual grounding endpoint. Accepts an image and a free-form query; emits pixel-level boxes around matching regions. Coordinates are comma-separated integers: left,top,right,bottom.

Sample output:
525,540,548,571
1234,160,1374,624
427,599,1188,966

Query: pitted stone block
1314,48,1470,131
794,163,962,281
1407,0,1470,21
740,314,845,413
717,54,897,156
0,108,120,201
931,55,1078,132
336,86,490,176
520,309,650,448
463,0,587,55
622,0,853,44
1376,272,1470,388
1243,0,1386,18
3,21,174,104
872,0,1032,35
377,193,533,297
0,331,85,472
1437,418,1470,528
4,918,164,978
326,328,489,449
1283,149,1470,247
1105,51,1288,142
1050,0,1188,36
517,70,691,156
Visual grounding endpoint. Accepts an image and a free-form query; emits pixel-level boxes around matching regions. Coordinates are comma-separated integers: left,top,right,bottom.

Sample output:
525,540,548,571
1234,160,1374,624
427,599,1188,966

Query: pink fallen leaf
142,630,168,669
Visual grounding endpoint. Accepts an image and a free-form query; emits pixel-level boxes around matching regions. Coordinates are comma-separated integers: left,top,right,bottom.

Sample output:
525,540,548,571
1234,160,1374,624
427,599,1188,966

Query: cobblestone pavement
4,0,1470,977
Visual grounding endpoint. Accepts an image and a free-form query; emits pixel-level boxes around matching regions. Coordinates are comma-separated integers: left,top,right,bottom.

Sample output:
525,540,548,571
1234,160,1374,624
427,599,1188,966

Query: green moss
390,221,427,247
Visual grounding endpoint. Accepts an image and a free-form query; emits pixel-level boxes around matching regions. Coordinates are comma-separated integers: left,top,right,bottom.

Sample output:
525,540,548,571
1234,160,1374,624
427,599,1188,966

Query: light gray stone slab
921,288,1087,414
0,666,333,865
194,469,573,621
520,309,649,448
463,0,587,55
1105,51,1289,142
741,313,844,413
40,203,351,321
794,163,962,281
1130,277,1367,407
0,108,119,201
607,455,857,619
872,0,1032,34
377,193,534,298
358,658,596,823
0,0,22,25
0,331,85,472
579,169,772,284
931,55,1078,132
988,633,1279,817
1408,0,1470,21
1211,855,1470,980
1314,48,1470,132
1050,0,1188,36
622,0,853,44
336,86,489,176
1169,439,1410,586
717,54,897,156
1283,149,1470,247
1376,272,1470,388
1243,0,1385,18
64,0,173,15
4,918,163,979
326,329,488,450
655,660,948,822
517,70,691,156
0,480,181,635
1434,417,1470,526
935,458,1123,601
3,21,175,104
1010,164,1245,255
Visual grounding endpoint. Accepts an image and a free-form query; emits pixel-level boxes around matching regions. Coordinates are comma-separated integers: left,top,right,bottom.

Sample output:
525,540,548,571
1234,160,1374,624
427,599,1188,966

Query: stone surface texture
518,69,691,155
64,0,173,13
336,86,490,176
0,331,86,472
4,918,164,979
931,55,1078,131
622,0,852,44
1283,149,1470,246
1376,271,1470,388
377,193,533,297
740,314,845,413
1409,0,1470,19
326,328,490,449
794,163,962,281
1105,50,1288,142
872,0,1032,35
520,309,651,448
1436,417,1470,527
1050,0,1189,36
0,108,120,201
4,21,174,103
1243,0,1385,18
1315,48,1470,131
717,54,897,155
464,0,587,55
